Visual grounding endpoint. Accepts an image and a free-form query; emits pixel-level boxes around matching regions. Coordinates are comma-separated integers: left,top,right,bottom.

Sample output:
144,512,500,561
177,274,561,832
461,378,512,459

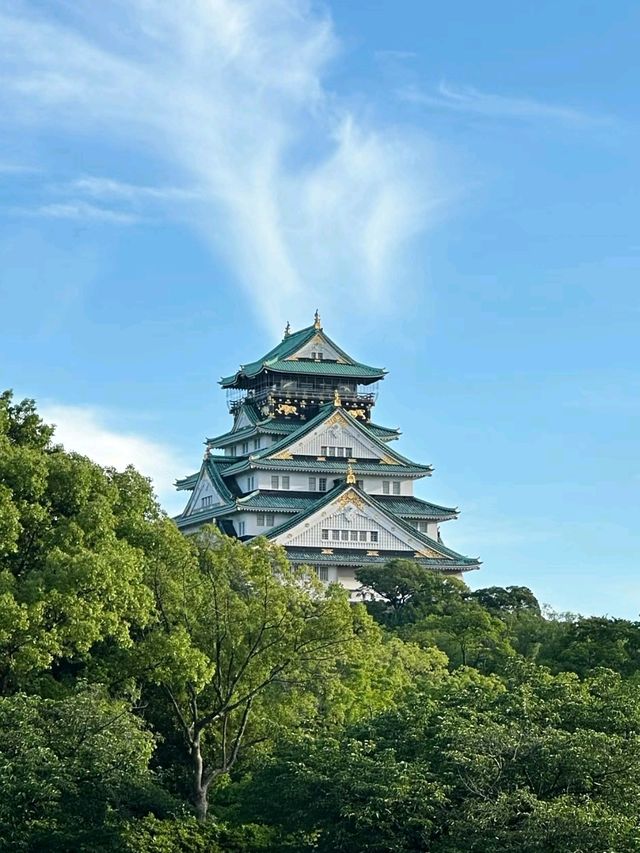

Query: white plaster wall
235,512,290,536
187,473,224,515
290,423,379,460
249,469,415,495
287,335,345,362
276,504,431,552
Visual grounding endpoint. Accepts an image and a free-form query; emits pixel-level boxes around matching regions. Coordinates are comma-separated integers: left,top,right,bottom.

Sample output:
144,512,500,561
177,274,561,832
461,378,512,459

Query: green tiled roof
369,422,400,441
175,455,240,490
254,360,384,378
208,416,399,449
207,419,299,448
247,403,422,469
235,493,313,512
374,496,458,520
264,481,478,566
220,324,385,387
176,472,199,491
223,458,432,477
227,492,457,520
285,548,479,572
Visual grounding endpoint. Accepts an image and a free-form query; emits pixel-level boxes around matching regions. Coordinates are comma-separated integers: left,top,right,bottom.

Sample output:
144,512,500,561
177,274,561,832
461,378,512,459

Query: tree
139,531,364,821
236,664,640,851
402,598,515,671
467,585,541,616
356,559,466,627
0,391,164,694
0,687,172,852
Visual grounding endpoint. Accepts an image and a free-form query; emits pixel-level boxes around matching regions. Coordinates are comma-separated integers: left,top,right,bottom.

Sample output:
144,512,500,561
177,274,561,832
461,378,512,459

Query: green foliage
3,391,640,849
0,391,164,694
356,559,466,627
0,688,172,852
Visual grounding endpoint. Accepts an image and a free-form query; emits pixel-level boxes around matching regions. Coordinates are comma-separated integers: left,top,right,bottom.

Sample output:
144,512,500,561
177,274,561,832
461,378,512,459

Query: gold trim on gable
325,411,344,428
380,454,399,465
415,547,449,559
271,449,293,460
336,491,365,511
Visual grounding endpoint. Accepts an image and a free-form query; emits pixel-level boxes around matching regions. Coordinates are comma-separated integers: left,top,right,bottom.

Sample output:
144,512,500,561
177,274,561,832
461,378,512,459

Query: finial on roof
314,309,322,330
283,321,291,339
203,445,211,460
333,389,341,407
346,463,356,485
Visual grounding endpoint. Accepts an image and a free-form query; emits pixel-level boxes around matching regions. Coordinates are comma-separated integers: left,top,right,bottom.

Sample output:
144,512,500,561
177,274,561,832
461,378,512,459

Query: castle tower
174,314,480,593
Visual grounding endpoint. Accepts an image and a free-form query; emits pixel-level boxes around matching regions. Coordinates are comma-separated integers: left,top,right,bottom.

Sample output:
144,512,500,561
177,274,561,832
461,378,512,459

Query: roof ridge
254,404,424,467
266,483,478,563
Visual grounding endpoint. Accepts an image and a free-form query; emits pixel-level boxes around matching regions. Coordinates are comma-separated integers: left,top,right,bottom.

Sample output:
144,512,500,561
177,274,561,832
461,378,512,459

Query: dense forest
2,389,640,852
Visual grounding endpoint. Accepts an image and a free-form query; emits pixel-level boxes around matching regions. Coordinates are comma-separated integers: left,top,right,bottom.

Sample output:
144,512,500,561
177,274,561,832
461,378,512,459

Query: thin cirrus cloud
401,81,607,127
0,0,442,336
26,201,143,226
40,403,189,515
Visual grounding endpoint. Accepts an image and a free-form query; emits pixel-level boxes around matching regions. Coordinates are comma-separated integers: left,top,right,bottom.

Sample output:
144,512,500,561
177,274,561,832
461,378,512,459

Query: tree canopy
2,390,640,851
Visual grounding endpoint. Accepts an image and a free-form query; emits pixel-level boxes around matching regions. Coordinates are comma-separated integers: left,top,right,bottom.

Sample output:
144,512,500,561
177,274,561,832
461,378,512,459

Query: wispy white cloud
401,81,607,127
70,176,201,203
0,0,442,335
40,403,188,514
24,201,142,225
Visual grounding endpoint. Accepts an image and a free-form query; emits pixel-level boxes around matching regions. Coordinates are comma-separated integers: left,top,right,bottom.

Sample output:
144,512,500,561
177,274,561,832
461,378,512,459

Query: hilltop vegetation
2,390,640,852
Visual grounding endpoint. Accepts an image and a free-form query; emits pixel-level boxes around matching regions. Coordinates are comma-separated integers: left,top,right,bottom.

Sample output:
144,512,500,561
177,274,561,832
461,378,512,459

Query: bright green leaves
0,392,175,693
0,688,167,852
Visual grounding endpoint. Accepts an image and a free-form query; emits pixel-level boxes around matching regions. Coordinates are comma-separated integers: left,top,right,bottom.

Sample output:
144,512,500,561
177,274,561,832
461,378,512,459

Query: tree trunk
191,738,209,822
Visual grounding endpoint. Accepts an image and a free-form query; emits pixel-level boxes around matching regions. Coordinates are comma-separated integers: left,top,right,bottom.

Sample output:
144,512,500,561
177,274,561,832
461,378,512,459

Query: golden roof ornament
333,389,341,407
313,309,322,330
346,463,356,485
283,321,291,338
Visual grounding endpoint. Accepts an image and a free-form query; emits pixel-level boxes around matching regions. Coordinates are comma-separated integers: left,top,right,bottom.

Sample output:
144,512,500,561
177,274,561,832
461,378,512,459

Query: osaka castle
174,312,480,593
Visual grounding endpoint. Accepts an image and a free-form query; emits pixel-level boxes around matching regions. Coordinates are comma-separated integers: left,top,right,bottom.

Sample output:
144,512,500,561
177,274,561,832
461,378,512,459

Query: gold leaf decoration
271,449,293,460
380,454,398,465
276,403,298,416
336,491,365,511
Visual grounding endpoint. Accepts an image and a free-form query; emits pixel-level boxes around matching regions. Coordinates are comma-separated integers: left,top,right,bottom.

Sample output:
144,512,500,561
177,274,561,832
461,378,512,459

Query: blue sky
1,0,639,617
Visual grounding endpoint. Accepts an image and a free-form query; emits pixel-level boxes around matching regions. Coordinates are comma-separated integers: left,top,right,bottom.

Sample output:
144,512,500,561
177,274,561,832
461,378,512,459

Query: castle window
253,438,261,450
309,477,316,491
201,496,213,507
345,447,353,457
370,531,379,543
321,529,329,540
271,475,279,489
332,529,340,540
341,530,349,541
265,513,274,526
350,530,358,541
328,446,336,456
241,441,249,454
237,521,245,536
281,476,290,490
359,530,367,542
392,481,401,495
318,478,327,492
316,566,329,581
257,513,265,526
320,445,327,456
247,475,255,491
382,481,390,494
